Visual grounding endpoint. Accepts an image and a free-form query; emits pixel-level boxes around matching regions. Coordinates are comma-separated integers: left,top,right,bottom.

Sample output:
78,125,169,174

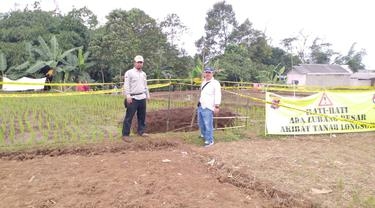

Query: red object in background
76,82,89,91
83,84,90,91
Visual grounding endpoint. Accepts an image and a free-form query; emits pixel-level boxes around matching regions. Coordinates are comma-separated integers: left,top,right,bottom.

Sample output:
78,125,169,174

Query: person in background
76,80,85,91
76,80,90,91
197,67,221,147
122,55,150,142
112,84,119,95
83,80,90,91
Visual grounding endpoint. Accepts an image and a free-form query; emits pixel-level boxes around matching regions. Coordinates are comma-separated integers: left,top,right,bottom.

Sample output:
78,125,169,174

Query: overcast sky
1,0,374,69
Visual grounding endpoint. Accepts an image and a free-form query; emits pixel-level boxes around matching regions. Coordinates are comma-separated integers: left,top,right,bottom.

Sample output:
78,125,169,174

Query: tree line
0,1,367,87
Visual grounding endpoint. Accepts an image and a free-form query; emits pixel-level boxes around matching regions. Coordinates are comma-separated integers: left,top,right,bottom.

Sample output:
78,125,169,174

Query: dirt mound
0,139,180,161
143,107,237,133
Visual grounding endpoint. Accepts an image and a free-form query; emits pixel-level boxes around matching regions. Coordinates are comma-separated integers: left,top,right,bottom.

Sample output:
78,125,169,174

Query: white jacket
199,78,221,111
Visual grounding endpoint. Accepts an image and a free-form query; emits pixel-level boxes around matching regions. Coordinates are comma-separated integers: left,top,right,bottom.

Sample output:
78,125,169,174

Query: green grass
0,95,123,149
350,191,375,208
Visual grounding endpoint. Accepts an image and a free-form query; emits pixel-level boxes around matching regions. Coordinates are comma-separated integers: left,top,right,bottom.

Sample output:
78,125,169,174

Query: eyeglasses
136,61,143,64
204,71,213,73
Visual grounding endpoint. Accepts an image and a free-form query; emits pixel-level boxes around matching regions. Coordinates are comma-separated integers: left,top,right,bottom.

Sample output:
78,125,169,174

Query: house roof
289,64,353,75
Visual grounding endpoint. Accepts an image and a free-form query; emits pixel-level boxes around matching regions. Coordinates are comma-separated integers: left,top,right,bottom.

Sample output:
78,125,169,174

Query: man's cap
134,55,144,62
204,67,214,72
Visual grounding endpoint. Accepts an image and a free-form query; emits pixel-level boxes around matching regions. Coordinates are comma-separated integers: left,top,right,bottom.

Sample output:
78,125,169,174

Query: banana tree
0,50,7,78
257,64,286,83
189,58,203,87
271,65,286,83
61,48,95,83
25,35,81,90
0,50,30,80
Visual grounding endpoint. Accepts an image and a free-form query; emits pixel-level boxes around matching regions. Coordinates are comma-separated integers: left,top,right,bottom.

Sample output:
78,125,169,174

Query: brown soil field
1,131,374,208
1,90,374,208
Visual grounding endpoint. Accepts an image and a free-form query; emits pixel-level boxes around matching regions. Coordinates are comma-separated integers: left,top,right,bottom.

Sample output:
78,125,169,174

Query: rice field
0,88,265,150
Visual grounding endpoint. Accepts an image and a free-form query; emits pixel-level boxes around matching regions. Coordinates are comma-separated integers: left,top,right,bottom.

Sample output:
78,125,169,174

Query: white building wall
305,74,351,87
350,79,374,86
286,73,306,85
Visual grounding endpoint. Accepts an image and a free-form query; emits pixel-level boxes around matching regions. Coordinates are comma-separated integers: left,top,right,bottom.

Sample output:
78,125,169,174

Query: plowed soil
0,138,307,208
0,107,374,208
143,107,236,133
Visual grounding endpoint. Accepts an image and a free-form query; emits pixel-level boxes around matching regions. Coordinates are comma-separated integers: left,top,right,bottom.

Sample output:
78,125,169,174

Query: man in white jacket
197,67,222,147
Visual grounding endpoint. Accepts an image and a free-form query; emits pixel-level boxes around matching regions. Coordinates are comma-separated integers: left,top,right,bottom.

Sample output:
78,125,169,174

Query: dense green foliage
0,1,367,85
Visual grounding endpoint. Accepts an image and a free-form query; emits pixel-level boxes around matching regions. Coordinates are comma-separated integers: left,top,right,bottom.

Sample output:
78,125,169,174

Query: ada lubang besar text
266,92,375,135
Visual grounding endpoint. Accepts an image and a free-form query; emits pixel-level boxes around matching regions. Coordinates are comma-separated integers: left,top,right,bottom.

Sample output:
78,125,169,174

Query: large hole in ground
131,107,237,134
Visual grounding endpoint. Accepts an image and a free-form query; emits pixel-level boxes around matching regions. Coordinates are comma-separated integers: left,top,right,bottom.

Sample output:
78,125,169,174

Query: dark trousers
122,98,147,136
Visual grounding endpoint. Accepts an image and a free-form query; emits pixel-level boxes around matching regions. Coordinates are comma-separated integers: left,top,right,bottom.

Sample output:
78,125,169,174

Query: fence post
166,78,171,132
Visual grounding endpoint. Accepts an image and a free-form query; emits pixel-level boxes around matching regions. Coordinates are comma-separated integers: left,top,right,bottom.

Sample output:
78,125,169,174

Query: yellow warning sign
318,92,333,106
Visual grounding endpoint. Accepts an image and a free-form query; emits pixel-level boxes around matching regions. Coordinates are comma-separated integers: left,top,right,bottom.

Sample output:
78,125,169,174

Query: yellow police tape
0,83,171,98
2,79,374,129
1,78,374,99
0,81,116,86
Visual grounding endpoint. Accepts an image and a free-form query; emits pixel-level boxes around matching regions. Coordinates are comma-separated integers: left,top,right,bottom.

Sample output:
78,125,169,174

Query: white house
286,64,353,87
350,70,375,86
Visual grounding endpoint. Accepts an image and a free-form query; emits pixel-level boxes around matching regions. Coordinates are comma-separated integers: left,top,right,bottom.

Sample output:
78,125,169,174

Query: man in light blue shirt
197,67,221,147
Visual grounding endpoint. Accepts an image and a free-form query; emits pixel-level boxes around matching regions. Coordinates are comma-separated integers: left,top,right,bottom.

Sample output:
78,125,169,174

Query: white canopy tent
2,77,46,91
